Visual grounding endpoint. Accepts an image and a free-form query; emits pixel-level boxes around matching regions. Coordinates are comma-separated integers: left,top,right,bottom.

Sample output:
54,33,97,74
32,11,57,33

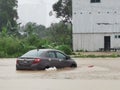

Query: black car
16,49,77,70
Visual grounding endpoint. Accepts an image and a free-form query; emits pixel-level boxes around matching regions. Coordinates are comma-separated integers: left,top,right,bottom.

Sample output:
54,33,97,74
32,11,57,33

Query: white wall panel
73,33,120,51
73,0,120,33
72,0,120,51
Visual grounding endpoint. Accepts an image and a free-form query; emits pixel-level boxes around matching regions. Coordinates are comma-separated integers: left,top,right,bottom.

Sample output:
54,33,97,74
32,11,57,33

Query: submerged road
0,58,120,90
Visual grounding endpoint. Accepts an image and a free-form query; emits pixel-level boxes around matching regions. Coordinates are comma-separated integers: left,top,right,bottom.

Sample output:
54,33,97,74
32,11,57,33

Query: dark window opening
89,12,91,14
118,35,120,38
104,36,111,51
115,35,117,39
91,0,100,3
98,12,101,14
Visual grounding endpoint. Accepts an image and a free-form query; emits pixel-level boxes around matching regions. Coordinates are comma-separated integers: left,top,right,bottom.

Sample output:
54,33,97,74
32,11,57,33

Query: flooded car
16,49,77,70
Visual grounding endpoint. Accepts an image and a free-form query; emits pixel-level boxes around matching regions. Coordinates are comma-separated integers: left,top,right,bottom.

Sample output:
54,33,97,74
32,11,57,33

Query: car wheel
45,65,50,69
71,64,77,68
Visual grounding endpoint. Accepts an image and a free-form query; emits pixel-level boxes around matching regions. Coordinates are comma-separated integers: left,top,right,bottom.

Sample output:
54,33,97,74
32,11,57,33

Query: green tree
23,22,36,36
53,0,72,23
0,27,7,37
48,21,72,46
21,22,47,38
35,25,46,38
53,0,73,48
0,0,18,33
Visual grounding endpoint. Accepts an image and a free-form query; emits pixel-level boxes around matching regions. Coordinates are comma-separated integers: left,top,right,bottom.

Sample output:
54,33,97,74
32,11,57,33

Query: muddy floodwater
1,58,120,90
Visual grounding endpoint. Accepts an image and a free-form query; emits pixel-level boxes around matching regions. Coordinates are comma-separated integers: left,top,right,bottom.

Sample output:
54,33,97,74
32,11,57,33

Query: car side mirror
66,56,71,60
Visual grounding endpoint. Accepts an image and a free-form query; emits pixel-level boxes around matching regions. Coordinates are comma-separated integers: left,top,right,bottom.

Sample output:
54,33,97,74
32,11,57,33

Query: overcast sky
17,0,59,27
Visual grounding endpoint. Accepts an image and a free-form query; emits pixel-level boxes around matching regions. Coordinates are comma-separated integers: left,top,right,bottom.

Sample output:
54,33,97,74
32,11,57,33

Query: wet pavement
0,58,120,90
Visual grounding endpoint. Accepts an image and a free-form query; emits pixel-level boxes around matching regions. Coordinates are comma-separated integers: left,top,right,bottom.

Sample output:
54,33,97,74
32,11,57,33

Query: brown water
1,58,120,90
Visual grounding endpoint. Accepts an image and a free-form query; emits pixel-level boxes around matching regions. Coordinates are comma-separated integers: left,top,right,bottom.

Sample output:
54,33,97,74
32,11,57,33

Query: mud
1,58,120,80
1,58,120,90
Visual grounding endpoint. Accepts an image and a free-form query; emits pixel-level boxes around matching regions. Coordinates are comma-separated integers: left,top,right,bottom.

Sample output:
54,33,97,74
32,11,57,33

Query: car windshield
21,50,43,58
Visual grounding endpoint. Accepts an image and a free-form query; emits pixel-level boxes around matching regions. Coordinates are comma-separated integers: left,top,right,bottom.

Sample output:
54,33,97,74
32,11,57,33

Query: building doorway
104,36,111,51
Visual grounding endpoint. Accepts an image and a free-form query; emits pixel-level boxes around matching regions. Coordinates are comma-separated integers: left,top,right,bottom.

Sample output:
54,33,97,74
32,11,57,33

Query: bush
55,45,72,55
0,31,73,57
0,51,7,58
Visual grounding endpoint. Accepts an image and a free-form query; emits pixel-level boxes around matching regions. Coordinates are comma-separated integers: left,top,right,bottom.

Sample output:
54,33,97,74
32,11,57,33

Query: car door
46,51,60,68
55,51,70,68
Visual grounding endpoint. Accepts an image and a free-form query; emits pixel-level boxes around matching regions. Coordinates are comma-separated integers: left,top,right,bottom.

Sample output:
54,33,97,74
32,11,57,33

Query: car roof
31,49,66,54
31,49,59,52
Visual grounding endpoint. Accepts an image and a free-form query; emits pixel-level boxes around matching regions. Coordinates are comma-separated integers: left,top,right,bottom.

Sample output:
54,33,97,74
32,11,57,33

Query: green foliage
0,36,37,57
21,22,47,38
76,49,85,52
0,0,73,58
55,45,72,55
53,0,72,23
0,0,18,33
1,27,7,37
0,20,73,58
41,43,56,49
48,22,72,47
0,37,18,57
0,51,7,58
72,53,120,58
24,22,36,35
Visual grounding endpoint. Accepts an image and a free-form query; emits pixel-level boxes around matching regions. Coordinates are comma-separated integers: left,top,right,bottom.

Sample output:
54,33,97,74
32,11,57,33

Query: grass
71,52,120,58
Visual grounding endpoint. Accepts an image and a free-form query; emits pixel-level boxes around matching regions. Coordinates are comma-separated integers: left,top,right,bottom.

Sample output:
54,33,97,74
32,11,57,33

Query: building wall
73,0,120,9
72,0,120,51
73,0,120,33
73,10,120,33
73,33,120,51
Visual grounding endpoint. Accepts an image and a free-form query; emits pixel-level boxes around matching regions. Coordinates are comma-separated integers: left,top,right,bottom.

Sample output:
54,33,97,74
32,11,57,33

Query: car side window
46,51,56,58
56,52,66,60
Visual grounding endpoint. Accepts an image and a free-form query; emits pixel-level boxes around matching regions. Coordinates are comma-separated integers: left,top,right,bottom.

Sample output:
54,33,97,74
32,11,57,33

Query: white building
72,0,120,51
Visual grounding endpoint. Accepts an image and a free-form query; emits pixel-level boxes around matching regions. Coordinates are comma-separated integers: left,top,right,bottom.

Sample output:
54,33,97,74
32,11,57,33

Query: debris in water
45,67,57,71
88,65,94,68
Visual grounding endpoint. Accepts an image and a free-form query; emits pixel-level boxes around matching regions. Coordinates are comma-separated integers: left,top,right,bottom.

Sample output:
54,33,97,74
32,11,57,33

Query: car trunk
17,58,34,66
